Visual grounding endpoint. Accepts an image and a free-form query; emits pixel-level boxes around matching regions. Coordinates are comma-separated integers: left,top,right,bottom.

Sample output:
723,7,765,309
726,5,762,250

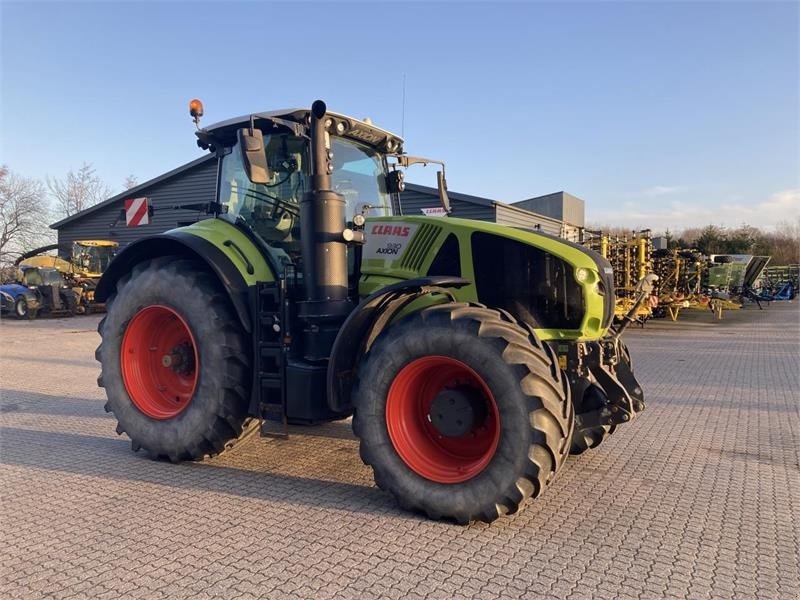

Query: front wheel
96,257,253,462
15,297,36,320
63,292,78,316
352,304,574,524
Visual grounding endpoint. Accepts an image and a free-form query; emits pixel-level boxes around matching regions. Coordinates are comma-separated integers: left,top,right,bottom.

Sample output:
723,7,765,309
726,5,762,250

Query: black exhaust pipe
298,100,352,359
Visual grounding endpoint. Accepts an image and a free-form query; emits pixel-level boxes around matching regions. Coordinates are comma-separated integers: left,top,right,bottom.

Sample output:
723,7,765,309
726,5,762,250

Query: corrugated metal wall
559,192,585,228
56,158,218,254
399,187,495,221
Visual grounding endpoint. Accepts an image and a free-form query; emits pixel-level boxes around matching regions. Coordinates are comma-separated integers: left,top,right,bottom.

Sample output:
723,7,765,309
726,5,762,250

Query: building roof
512,190,584,206
50,154,216,230
403,183,496,207
403,184,571,228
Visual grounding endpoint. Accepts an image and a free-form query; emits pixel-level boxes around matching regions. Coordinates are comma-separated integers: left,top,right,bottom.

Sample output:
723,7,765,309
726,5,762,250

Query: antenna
401,73,406,138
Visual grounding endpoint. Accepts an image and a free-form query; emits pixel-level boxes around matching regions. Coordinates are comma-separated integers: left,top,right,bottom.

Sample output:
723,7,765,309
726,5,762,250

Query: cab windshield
219,132,390,254
23,269,62,287
73,243,116,274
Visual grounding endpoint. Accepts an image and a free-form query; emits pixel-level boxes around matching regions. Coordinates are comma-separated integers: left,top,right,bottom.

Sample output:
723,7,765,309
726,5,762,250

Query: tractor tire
352,303,574,524
63,292,78,317
96,257,254,462
569,340,631,455
569,386,617,455
15,297,36,320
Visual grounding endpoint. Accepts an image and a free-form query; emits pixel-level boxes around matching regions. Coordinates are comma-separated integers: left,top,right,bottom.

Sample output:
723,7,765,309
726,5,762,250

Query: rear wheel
352,303,573,523
63,292,78,316
96,257,254,461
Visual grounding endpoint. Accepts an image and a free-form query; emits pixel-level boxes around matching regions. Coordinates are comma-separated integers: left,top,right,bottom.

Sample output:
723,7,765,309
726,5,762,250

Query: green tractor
96,100,652,523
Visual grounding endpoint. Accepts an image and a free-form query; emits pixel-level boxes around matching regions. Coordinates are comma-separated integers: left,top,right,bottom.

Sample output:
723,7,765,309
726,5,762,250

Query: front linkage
554,273,656,454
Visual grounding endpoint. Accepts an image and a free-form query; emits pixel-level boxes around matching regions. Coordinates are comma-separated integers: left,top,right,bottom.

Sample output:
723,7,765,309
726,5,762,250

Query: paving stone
0,305,798,599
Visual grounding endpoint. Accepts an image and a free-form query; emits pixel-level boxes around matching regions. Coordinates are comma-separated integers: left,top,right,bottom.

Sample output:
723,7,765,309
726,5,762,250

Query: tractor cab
21,266,64,288
198,109,402,263
72,240,118,278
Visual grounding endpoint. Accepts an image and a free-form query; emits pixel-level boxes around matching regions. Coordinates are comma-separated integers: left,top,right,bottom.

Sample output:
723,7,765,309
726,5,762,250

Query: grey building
400,184,577,239
51,158,585,253
50,155,217,255
512,191,585,241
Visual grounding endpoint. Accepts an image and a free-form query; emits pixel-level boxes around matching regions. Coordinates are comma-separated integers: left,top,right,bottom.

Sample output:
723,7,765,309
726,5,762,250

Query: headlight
576,268,596,283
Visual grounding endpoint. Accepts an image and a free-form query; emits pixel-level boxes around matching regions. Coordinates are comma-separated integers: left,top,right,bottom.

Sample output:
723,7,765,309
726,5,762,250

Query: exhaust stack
298,100,352,359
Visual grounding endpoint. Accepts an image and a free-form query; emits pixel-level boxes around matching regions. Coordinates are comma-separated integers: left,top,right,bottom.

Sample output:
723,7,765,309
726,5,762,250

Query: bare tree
47,163,112,218
0,166,54,265
770,218,800,265
123,174,139,190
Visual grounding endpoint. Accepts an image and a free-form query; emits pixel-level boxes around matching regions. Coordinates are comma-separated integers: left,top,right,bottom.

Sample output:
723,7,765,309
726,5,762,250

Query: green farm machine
96,100,652,523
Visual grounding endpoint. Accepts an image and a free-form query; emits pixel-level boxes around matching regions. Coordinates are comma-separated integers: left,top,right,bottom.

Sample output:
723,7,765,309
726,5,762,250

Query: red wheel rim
386,356,500,484
121,305,198,420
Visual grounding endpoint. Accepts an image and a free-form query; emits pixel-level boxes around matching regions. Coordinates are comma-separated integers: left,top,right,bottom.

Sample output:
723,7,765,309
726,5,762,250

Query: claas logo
370,225,411,236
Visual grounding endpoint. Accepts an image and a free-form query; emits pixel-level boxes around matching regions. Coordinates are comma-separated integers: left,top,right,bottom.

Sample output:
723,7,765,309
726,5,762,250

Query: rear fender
326,276,470,413
95,232,257,333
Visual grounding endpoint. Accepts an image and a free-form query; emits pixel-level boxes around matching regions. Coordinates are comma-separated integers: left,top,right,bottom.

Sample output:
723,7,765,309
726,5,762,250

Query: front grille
399,224,441,272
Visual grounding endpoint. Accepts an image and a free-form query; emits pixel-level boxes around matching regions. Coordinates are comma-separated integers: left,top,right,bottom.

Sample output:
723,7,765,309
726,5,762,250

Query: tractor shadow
0,425,399,517
0,390,110,418
2,353,99,369
0,389,404,518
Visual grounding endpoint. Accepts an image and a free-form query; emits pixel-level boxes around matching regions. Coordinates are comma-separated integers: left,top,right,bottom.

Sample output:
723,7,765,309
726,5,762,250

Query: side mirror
237,128,270,184
437,171,451,214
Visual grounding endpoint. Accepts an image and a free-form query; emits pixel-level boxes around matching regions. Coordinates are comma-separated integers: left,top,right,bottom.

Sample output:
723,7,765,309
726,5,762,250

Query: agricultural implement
759,264,798,300
650,251,773,320
585,231,655,324
95,100,650,523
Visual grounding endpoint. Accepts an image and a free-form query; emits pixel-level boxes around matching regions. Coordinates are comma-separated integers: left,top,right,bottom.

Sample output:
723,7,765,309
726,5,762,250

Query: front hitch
557,336,647,436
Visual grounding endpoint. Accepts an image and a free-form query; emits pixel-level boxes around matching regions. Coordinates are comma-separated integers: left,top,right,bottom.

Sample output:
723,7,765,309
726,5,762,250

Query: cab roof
197,108,404,154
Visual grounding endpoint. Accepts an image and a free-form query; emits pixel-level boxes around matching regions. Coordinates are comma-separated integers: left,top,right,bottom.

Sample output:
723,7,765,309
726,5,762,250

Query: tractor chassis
247,271,471,437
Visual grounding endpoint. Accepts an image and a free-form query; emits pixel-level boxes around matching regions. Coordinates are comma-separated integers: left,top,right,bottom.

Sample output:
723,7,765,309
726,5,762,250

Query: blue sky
2,1,798,231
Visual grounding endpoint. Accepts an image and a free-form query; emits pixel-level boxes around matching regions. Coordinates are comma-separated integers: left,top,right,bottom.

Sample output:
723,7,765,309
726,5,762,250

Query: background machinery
759,264,798,300
0,281,40,319
14,240,118,313
94,100,649,523
584,230,655,323
14,265,80,318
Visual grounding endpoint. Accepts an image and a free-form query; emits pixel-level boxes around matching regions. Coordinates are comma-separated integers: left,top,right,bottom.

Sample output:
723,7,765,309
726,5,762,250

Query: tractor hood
0,283,32,299
359,216,615,340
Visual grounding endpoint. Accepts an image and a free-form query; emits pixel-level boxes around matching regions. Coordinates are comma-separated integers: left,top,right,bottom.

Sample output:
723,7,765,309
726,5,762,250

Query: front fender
96,232,259,333
326,276,470,413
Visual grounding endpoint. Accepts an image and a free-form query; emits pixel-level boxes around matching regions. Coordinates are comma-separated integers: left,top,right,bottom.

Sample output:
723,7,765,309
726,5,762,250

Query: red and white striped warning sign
124,197,150,226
